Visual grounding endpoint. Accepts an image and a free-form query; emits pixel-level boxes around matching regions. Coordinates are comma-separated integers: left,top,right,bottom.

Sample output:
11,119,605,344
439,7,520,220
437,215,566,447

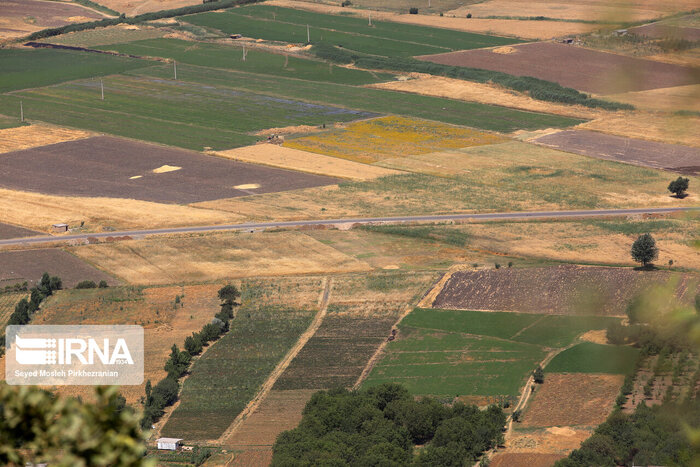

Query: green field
0,74,376,150
0,48,150,93
0,292,25,328
95,38,393,84
135,64,584,132
364,308,624,398
406,309,621,348
183,5,519,57
0,114,24,130
546,342,640,374
161,305,315,440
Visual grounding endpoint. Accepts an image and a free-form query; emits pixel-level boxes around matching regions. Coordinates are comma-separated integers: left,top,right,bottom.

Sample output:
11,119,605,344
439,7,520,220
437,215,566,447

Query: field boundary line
216,277,333,445
509,315,546,340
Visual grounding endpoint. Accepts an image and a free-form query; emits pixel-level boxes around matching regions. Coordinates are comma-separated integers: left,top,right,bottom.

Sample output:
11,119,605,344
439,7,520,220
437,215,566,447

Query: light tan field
266,0,600,39
40,24,166,47
605,84,700,113
0,125,93,154
0,0,105,40
447,0,698,22
69,231,372,285
578,112,700,147
0,187,237,233
92,0,200,15
369,76,604,119
214,144,402,180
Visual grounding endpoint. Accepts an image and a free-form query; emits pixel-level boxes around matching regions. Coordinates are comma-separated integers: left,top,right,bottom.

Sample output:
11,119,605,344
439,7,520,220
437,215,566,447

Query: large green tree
631,233,659,267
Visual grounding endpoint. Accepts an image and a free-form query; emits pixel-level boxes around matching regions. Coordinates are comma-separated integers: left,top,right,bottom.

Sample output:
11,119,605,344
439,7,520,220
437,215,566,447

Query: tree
184,333,203,356
217,284,240,304
533,365,545,384
631,233,658,267
668,176,689,198
164,344,190,378
0,384,151,466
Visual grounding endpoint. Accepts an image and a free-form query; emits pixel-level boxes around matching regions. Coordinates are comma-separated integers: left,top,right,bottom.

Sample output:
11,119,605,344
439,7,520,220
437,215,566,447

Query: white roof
157,438,183,443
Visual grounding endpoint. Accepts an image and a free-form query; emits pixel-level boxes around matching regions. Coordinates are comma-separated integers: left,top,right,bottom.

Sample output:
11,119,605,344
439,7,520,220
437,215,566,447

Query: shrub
533,365,544,384
668,176,689,198
409,7,419,14
98,280,109,288
467,12,472,18
75,280,97,289
512,409,522,422
341,0,352,5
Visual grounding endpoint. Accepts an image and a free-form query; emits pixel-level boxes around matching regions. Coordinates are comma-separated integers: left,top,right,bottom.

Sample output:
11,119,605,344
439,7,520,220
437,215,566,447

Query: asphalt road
1,207,697,247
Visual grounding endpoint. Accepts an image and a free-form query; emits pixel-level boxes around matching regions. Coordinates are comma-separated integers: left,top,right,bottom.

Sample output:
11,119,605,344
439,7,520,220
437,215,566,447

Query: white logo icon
15,335,58,365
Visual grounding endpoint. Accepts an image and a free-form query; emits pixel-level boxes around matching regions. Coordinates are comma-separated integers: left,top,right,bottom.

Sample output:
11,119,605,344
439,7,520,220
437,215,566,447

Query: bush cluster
272,383,506,466
1,282,28,295
75,280,109,289
311,42,633,111
26,0,261,40
141,284,240,429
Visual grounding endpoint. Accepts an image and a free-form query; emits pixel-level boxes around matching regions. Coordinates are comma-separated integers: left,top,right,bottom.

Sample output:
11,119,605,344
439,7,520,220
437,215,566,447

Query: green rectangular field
95,38,393,85
0,48,151,93
514,315,622,348
0,114,24,130
161,305,315,440
0,74,377,151
183,5,520,57
546,342,640,374
364,326,546,397
134,64,584,133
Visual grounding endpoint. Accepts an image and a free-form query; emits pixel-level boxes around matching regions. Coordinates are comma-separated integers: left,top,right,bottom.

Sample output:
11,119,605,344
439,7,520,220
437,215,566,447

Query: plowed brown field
490,453,565,467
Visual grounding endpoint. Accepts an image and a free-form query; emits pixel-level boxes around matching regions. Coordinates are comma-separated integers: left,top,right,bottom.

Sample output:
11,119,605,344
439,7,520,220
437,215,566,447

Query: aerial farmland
0,0,698,466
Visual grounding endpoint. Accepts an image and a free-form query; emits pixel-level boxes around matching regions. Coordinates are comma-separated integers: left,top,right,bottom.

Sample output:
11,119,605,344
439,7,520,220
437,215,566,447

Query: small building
52,223,69,233
157,437,183,451
613,29,628,36
230,34,242,39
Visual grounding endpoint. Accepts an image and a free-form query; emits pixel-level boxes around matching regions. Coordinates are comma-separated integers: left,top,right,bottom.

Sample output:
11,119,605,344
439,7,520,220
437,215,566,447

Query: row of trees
272,383,506,466
141,284,240,429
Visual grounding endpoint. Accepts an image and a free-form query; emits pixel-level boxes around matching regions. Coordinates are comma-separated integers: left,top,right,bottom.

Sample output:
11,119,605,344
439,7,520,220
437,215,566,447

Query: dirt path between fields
216,278,333,445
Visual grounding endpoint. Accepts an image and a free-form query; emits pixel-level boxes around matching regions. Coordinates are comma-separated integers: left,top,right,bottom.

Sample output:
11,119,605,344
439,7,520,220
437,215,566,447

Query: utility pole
20,100,23,123
369,12,372,26
307,24,310,43
242,45,246,61
173,60,177,80
284,54,288,68
100,79,104,100
428,0,431,7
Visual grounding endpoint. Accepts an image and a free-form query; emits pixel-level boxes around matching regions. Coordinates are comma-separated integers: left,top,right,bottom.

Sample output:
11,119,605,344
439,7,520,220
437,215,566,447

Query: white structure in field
157,438,183,451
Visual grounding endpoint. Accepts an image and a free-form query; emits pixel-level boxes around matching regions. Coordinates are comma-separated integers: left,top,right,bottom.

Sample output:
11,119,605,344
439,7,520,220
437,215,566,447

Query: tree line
272,383,506,466
140,284,240,429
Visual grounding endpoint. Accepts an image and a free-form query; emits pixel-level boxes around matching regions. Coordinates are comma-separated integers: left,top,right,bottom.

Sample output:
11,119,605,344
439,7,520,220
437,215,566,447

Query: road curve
1,207,697,247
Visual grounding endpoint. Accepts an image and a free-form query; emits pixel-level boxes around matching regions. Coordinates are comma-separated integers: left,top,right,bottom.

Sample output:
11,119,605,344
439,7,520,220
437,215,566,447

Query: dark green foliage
409,7,419,14
668,176,690,198
164,344,191,379
98,280,109,288
555,401,696,467
218,284,241,304
533,365,544,384
4,273,62,336
630,233,659,267
512,410,522,422
184,333,203,356
72,0,120,16
359,224,470,247
271,383,505,466
1,282,28,295
75,280,98,289
311,43,632,111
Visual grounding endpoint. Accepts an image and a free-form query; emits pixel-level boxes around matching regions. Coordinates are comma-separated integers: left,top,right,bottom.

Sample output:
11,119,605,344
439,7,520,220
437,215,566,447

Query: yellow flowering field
283,116,507,163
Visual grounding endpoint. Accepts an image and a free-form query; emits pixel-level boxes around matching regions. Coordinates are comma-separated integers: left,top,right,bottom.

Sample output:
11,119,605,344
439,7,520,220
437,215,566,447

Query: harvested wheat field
432,265,694,316
285,116,507,164
0,0,104,39
578,112,700,147
0,136,338,203
446,0,698,23
605,84,700,113
215,144,402,180
420,42,700,94
0,249,118,288
0,125,92,154
92,0,200,16
70,232,371,285
370,76,604,119
490,453,565,467
534,129,700,174
35,284,221,403
523,373,624,426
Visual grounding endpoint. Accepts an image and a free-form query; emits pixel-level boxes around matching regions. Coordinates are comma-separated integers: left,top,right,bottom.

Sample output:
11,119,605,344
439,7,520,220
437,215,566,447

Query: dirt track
534,129,700,174
0,136,339,204
419,42,700,94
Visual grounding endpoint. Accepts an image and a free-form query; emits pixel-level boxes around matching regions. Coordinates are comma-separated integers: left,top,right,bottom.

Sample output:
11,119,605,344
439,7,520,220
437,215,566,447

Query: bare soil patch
505,426,592,453
534,129,700,174
419,42,700,94
369,76,604,119
432,265,691,316
490,453,565,467
231,450,273,467
578,112,700,147
630,23,700,41
0,248,118,288
0,0,104,39
580,330,608,344
522,373,623,427
0,136,338,204
0,222,40,240
0,125,92,154
215,144,401,180
95,0,200,16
